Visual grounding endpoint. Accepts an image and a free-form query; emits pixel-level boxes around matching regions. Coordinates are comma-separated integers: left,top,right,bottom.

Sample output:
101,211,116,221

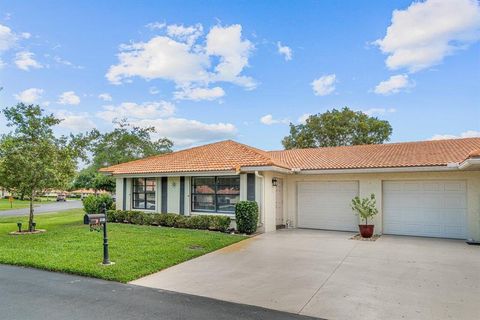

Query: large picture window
132,178,156,210
192,176,240,213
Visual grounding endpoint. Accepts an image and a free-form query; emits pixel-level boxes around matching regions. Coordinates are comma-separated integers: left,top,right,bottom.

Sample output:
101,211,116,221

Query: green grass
0,198,33,210
0,209,246,282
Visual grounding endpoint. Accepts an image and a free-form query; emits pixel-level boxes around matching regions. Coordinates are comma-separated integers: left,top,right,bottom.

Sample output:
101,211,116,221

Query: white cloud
374,74,414,95
375,0,480,72
260,114,289,125
96,101,175,122
145,21,166,30
55,110,96,133
277,41,292,61
166,23,203,46
106,23,256,100
98,93,112,101
14,88,44,103
132,117,237,146
311,74,336,96
431,130,480,140
174,86,225,101
14,51,42,71
362,108,397,116
206,24,256,89
297,113,311,124
0,24,16,52
21,32,31,39
58,91,81,105
149,86,160,95
53,55,83,69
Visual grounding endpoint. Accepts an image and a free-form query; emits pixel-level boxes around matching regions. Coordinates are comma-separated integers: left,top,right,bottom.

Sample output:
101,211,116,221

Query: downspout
255,171,265,228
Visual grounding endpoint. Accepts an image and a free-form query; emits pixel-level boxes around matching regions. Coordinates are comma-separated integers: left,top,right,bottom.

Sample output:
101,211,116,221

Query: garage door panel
383,180,467,239
297,181,358,231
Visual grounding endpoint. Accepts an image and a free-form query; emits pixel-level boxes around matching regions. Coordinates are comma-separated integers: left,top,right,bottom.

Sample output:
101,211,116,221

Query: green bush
106,210,232,233
208,215,231,232
82,194,114,214
235,201,259,234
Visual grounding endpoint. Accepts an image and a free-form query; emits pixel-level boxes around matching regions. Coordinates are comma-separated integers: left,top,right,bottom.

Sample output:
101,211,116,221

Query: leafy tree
0,104,90,231
90,119,173,169
282,107,392,149
71,167,115,193
71,119,173,194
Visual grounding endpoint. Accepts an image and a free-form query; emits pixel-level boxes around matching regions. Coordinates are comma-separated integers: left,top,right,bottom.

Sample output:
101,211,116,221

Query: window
133,178,156,210
192,176,240,213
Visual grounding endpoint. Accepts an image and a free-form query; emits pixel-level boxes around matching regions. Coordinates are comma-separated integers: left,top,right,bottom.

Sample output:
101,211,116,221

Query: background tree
282,107,392,149
71,119,173,193
70,167,115,193
91,119,173,169
0,104,90,231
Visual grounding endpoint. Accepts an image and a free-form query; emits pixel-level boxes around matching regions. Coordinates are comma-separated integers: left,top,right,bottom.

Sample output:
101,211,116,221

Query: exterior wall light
272,178,278,187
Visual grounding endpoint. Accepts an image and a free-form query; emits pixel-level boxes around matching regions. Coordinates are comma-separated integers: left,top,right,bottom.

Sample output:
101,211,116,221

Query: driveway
0,264,316,320
131,229,480,320
0,200,83,216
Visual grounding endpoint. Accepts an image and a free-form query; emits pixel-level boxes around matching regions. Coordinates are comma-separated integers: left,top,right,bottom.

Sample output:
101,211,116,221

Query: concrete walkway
0,200,83,216
131,229,480,320
0,264,318,320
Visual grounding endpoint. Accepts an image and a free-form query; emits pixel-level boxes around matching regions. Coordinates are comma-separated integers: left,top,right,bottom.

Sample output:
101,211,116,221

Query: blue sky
0,0,479,150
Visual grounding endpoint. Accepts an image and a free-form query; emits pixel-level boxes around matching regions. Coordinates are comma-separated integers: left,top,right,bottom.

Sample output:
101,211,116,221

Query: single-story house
70,189,110,198
100,138,480,241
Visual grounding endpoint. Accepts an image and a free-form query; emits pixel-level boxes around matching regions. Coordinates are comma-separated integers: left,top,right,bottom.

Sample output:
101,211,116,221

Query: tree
70,167,115,193
282,107,392,149
71,119,173,194
0,104,89,231
90,119,173,169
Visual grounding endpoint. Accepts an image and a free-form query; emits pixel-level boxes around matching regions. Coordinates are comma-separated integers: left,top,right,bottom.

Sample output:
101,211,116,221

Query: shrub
186,215,210,230
163,213,178,227
208,215,231,232
82,194,114,214
235,201,259,234
105,210,233,233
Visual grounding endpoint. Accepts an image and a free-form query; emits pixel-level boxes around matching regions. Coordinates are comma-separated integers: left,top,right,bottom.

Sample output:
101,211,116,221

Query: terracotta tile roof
100,138,480,175
99,140,290,175
268,137,480,170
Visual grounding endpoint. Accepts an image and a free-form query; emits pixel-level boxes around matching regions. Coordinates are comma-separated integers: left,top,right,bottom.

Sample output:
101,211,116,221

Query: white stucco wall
115,178,123,210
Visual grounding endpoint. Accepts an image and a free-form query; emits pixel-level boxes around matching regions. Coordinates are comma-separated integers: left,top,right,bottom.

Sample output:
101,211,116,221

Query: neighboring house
100,138,480,241
70,189,109,198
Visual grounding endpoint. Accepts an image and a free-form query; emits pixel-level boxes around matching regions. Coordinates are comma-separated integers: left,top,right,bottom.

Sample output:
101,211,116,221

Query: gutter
459,158,480,170
292,165,461,175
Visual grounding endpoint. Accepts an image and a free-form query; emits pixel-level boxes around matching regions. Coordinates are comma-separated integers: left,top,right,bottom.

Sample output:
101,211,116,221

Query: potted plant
351,194,378,238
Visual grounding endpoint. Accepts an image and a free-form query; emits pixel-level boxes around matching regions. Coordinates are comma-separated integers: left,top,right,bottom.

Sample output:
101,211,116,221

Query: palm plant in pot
351,194,378,238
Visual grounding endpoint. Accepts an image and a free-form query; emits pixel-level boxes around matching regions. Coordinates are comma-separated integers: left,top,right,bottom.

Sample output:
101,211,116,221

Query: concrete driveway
131,229,480,320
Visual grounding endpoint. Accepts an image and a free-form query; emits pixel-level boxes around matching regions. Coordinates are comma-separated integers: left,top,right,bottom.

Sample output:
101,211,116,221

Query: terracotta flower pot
359,224,374,238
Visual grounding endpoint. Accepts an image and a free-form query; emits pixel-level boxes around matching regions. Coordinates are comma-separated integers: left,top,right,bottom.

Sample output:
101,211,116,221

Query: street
0,264,319,320
0,200,83,216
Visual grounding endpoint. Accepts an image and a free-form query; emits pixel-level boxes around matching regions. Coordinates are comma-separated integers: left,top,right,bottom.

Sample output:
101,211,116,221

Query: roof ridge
267,137,480,153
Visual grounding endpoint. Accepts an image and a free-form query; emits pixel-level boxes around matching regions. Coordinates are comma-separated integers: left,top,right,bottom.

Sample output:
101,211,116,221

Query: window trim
132,178,156,210
191,176,240,214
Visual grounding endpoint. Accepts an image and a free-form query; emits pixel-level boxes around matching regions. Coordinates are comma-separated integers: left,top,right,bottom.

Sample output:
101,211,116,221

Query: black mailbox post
86,203,113,266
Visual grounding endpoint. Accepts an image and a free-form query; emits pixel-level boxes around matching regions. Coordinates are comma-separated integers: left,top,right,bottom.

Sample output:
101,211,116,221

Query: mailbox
86,214,106,224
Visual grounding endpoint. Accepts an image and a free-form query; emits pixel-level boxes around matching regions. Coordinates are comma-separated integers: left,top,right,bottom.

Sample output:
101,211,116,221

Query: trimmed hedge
106,210,232,233
83,194,114,214
235,201,259,234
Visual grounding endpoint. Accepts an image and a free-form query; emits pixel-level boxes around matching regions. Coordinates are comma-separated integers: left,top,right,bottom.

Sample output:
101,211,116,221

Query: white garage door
297,181,359,231
383,180,467,239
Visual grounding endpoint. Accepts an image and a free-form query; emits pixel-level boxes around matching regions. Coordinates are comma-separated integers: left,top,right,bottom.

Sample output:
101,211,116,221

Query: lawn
0,198,34,211
0,209,246,282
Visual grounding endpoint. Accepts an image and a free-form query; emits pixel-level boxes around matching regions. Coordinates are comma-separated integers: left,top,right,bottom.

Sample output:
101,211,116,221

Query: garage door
297,181,359,231
383,181,467,239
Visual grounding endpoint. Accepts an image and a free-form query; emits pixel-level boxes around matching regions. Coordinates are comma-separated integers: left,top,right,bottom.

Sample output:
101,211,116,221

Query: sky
0,0,479,151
